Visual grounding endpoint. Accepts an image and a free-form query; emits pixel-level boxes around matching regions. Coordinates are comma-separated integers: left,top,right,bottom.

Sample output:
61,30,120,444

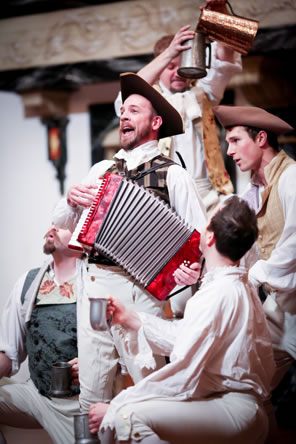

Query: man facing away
0,223,82,444
214,104,295,440
53,72,207,412
114,0,242,213
88,195,275,444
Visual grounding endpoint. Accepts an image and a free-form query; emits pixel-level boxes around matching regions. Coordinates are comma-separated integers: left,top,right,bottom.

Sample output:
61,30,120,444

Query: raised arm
137,25,195,85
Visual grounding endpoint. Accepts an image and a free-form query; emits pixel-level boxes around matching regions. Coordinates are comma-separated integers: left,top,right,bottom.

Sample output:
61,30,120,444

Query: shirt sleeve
0,273,28,375
111,314,179,371
198,41,242,105
138,313,179,355
249,164,296,291
167,165,207,233
52,160,115,231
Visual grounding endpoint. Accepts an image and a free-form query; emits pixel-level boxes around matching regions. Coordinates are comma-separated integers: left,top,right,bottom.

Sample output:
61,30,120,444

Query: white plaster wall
0,92,91,312
0,91,91,443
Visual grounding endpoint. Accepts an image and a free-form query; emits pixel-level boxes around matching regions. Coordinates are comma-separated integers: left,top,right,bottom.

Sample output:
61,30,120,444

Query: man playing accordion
53,73,207,412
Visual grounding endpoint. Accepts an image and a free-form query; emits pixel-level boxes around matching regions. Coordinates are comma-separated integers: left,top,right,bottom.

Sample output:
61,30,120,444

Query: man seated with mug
0,222,81,444
88,196,275,444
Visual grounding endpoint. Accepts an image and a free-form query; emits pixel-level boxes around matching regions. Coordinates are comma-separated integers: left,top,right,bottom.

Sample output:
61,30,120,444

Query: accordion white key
69,173,201,300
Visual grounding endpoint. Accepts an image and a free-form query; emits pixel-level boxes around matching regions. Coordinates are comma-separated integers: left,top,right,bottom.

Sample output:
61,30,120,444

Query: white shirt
100,266,275,440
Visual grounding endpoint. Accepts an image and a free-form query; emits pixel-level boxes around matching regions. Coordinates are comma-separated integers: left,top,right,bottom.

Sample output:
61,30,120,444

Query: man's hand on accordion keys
67,184,98,208
173,261,201,287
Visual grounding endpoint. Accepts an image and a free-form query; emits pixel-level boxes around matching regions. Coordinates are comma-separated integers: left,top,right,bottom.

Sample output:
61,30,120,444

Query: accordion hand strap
129,160,175,181
175,151,187,170
165,284,190,300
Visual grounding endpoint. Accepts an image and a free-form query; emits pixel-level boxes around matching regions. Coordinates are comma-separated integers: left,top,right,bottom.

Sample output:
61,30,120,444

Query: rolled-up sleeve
0,274,28,375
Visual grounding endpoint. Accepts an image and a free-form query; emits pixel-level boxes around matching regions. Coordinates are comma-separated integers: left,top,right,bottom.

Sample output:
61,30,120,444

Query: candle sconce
42,117,69,195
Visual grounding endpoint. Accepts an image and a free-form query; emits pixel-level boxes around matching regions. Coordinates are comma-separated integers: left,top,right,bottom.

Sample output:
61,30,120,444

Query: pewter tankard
89,297,110,331
74,413,100,444
49,362,72,397
178,31,211,79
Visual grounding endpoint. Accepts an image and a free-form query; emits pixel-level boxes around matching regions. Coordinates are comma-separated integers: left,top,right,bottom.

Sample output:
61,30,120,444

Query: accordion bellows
69,173,201,300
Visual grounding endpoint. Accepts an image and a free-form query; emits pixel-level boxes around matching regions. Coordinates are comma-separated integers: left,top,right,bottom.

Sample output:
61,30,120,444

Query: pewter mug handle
205,37,211,69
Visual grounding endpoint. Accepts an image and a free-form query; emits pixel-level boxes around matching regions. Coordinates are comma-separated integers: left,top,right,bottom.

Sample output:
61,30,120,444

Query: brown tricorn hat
120,72,184,139
214,105,294,135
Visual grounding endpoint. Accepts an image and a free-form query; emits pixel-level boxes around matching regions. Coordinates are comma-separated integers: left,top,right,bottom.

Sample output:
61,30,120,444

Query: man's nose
120,110,129,120
49,224,58,232
226,144,234,156
173,66,182,78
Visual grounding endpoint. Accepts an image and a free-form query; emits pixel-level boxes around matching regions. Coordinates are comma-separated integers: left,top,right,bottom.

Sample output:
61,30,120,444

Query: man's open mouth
121,126,134,135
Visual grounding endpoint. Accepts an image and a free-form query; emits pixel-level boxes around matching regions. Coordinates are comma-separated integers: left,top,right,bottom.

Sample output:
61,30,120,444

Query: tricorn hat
120,72,184,139
214,105,293,135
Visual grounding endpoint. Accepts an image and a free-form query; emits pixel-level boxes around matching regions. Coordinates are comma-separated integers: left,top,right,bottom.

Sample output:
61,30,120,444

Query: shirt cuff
10,359,20,376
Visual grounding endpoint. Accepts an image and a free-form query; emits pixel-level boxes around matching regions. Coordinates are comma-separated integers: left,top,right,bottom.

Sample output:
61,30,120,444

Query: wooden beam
20,90,71,118
0,0,199,71
1,0,295,72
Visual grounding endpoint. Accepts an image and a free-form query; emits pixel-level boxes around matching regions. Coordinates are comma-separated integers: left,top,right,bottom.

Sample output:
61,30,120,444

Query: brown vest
257,151,295,262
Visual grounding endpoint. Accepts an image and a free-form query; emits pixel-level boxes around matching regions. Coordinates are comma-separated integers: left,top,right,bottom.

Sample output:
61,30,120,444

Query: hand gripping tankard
178,1,259,79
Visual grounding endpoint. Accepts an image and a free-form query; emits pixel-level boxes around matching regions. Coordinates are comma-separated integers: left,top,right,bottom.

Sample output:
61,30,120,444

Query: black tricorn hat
120,72,184,139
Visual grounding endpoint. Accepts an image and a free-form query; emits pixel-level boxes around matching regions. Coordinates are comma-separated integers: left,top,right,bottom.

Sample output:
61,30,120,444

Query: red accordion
69,173,201,300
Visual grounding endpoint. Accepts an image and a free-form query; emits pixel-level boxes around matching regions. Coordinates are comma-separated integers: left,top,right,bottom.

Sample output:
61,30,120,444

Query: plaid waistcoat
107,154,175,204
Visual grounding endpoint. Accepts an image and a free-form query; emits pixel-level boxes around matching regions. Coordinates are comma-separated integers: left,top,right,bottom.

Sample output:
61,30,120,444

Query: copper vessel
196,8,259,55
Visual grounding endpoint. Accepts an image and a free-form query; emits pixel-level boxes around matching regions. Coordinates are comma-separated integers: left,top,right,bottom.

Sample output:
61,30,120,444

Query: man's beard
120,139,136,151
43,240,56,255
120,125,151,151
170,86,186,94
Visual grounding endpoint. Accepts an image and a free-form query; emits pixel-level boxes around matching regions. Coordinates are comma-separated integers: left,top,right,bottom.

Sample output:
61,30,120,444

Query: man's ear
152,115,162,131
256,130,268,147
206,230,215,247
